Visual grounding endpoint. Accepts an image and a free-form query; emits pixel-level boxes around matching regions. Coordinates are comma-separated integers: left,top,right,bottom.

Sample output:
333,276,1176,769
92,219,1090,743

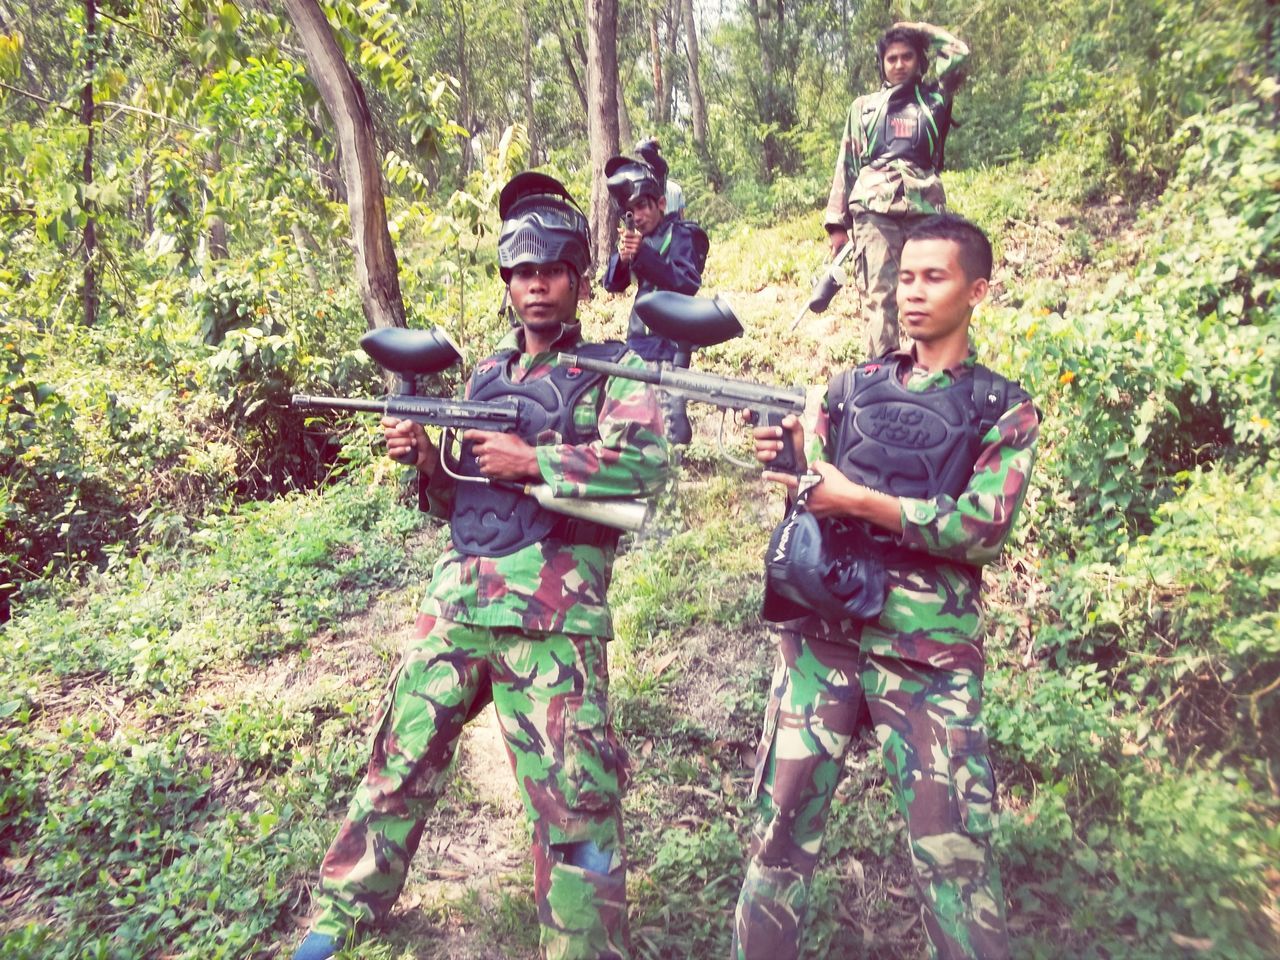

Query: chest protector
450,341,628,557
826,357,1029,552
862,82,952,172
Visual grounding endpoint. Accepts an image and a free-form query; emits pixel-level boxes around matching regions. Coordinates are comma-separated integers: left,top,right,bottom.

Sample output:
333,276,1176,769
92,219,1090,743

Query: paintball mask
497,171,591,282
605,156,664,210
763,505,888,623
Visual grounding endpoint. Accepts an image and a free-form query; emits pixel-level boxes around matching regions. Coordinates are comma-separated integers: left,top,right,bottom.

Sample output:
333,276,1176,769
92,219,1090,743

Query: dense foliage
2,0,1278,957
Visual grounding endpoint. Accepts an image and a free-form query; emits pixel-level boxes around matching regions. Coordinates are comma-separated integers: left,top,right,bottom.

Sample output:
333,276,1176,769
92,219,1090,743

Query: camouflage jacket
823,24,969,226
418,323,669,637
801,346,1039,671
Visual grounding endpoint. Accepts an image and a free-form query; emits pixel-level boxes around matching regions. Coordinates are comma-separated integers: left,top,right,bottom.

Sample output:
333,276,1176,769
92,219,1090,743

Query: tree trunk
206,144,229,260
680,0,707,150
80,0,98,326
282,0,406,331
456,0,472,175
585,0,620,268
519,0,540,164
649,10,665,125
617,83,633,150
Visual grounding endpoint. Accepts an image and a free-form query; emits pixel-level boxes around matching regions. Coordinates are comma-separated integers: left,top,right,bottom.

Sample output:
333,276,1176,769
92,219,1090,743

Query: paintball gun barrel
562,292,808,475
791,241,857,330
292,327,650,533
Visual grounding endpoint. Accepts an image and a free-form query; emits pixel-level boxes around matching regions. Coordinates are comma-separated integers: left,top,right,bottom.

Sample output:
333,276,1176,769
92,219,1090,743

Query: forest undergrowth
3,99,1279,959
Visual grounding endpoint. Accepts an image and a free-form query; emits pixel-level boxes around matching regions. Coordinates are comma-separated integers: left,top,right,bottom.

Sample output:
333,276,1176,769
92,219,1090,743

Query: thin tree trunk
662,0,678,122
456,0,472,174
291,222,321,293
585,0,620,268
649,10,665,125
617,83,633,150
81,0,98,326
553,0,589,116
519,0,540,164
207,144,229,260
680,0,707,150
283,0,407,331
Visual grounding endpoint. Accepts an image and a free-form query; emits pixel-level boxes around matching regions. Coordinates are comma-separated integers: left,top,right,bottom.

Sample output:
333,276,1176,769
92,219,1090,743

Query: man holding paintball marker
602,148,709,443
734,215,1039,960
825,21,969,360
292,172,669,960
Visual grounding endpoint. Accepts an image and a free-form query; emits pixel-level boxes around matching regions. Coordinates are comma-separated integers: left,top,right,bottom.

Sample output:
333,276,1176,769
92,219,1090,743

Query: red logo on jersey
890,116,917,140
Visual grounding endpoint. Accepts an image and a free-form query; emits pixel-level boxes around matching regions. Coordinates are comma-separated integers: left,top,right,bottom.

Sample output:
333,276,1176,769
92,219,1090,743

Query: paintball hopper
359,326,463,396
633,291,745,348
791,242,856,330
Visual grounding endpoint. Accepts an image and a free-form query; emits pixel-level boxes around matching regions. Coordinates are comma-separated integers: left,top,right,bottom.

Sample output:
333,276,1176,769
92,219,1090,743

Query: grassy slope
2,149,1278,959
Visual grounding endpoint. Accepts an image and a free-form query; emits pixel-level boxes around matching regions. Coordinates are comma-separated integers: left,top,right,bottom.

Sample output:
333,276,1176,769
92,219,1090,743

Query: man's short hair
905,214,993,281
876,27,929,76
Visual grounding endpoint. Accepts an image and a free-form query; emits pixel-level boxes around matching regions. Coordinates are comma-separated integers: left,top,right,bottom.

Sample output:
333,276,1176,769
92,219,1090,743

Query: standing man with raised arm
292,172,669,960
825,22,969,361
734,215,1039,960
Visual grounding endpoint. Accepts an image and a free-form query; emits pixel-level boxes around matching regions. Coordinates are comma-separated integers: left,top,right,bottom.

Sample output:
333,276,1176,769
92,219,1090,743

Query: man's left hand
465,430,541,482
763,460,861,519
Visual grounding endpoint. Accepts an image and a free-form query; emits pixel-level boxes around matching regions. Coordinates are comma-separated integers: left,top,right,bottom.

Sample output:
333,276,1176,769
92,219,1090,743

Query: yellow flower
1026,323,1039,338
1059,371,1076,385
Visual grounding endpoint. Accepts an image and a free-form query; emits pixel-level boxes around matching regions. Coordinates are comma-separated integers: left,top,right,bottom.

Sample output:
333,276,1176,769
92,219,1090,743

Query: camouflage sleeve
812,390,834,466
823,100,863,232
535,351,670,498
919,22,970,94
896,398,1039,565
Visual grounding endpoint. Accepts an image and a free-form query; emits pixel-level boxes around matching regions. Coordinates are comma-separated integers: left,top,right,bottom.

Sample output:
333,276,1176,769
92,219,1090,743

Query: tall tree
585,0,620,266
80,0,98,326
680,0,707,151
648,6,666,124
282,0,407,330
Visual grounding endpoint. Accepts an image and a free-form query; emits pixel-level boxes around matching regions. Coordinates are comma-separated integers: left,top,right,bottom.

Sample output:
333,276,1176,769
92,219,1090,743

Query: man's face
627,195,665,235
882,41,920,86
896,238,988,345
508,261,578,333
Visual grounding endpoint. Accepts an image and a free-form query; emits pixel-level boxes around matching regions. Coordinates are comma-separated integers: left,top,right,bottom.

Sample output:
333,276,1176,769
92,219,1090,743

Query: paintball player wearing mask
734,216,1039,960
825,21,969,361
292,172,669,960
602,153,709,444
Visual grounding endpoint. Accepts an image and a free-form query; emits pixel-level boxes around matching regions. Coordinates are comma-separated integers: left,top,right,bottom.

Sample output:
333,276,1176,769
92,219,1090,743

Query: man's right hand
617,230,642,264
382,417,435,472
828,229,850,256
753,415,807,480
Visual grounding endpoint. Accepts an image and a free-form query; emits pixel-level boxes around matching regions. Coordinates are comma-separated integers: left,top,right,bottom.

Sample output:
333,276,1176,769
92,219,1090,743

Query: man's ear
576,273,593,303
657,196,667,216
967,277,990,309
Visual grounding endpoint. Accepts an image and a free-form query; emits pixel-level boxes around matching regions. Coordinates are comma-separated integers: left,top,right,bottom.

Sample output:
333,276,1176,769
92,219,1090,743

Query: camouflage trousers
732,625,1009,960
852,211,931,359
310,615,630,960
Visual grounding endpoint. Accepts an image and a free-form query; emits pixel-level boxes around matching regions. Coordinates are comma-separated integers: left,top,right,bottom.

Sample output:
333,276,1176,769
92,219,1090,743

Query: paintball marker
292,327,650,532
791,241,857,330
560,291,809,475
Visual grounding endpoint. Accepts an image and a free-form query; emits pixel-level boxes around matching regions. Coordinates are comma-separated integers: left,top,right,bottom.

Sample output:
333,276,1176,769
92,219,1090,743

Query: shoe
293,932,341,960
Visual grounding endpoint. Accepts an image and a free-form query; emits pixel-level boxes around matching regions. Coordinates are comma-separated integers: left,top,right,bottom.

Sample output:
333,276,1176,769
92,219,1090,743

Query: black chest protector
862,82,952,172
829,355,1030,513
450,341,629,557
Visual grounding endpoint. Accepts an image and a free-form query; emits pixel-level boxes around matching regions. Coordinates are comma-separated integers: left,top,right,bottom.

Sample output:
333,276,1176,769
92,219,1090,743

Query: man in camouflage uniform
293,172,669,960
736,215,1039,960
825,21,969,360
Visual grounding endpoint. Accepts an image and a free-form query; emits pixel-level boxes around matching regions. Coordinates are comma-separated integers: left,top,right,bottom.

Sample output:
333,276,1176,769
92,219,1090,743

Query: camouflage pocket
562,694,626,812
946,717,997,837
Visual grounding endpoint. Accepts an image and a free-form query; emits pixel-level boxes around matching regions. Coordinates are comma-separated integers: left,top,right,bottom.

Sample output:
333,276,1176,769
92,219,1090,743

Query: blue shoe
293,932,340,960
